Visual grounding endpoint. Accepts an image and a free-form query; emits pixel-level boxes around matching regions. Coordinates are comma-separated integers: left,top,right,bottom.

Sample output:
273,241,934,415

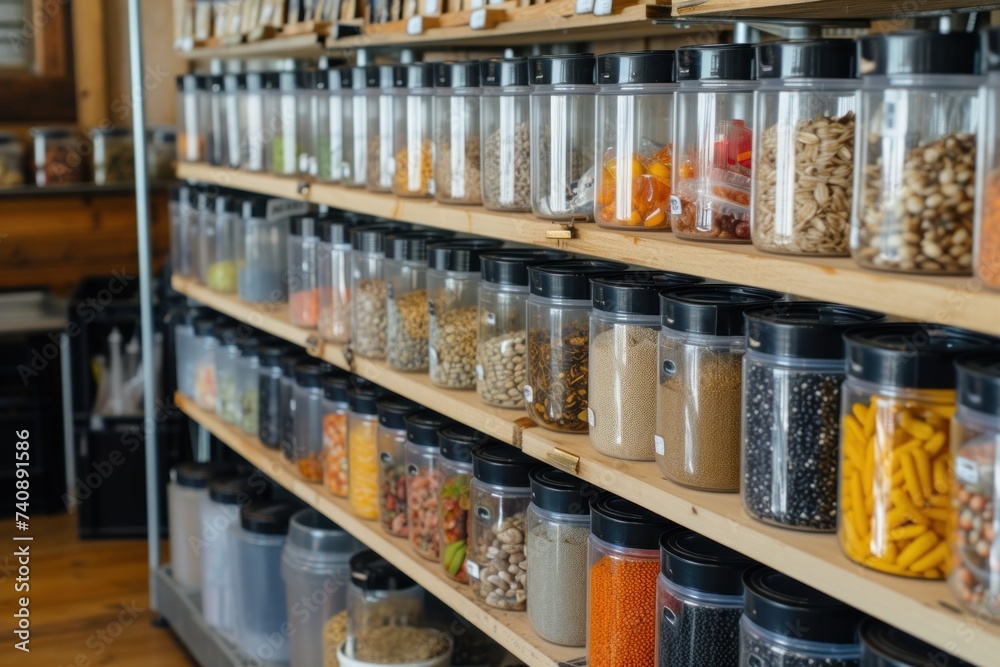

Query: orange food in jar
588,553,660,666
322,412,349,497
349,418,379,519
597,146,673,229
978,172,1000,290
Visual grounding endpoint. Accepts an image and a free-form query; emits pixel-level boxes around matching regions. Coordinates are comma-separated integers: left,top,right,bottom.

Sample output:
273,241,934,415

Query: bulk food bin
376,396,421,537
480,58,531,212
167,461,234,591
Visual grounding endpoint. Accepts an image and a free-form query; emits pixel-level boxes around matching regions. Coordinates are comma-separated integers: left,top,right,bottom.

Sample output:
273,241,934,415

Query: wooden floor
0,512,195,667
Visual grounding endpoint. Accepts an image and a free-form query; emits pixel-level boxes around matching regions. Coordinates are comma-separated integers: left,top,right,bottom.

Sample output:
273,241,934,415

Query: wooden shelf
174,392,581,667
177,162,1000,338
178,32,327,60
671,0,1000,18
172,274,998,667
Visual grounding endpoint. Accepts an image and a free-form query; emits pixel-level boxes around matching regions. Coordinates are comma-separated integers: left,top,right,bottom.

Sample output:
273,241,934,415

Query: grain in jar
366,65,404,193
839,324,996,578
376,396,421,537
480,58,532,212
438,425,484,583
976,29,1000,291
348,385,383,520
404,411,454,561
344,551,425,659
655,285,783,491
350,222,411,359
433,62,482,205
859,618,974,667
321,374,350,498
393,63,436,198
589,271,702,461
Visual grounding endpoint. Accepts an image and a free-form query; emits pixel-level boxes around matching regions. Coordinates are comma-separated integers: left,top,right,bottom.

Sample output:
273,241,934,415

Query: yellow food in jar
349,418,379,520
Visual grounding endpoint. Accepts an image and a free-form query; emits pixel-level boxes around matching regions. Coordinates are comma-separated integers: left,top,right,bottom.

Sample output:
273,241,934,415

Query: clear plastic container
345,551,425,659
950,354,1000,618
977,30,1000,292
526,467,590,646
525,260,628,432
594,51,676,230
859,618,974,667
838,324,995,578
317,218,355,345
367,65,404,193
293,361,326,482
214,325,242,425
273,70,311,176
467,442,534,610
281,509,361,667
751,40,857,256
741,303,884,532
348,385,382,520
169,462,229,591
29,127,86,185
237,337,260,436
192,316,219,410
244,72,279,173
427,239,503,389
476,249,569,409
405,411,453,561
177,74,208,163
208,74,227,167
851,31,981,275
656,530,754,667
655,285,783,491
257,342,290,448
232,502,297,665
195,189,217,285
439,425,481,583
147,126,177,180
303,71,327,177
480,58,531,212
739,566,863,667
0,132,24,186
671,45,758,242
174,315,198,399
433,61,481,204
170,185,192,278
89,127,135,184
385,231,454,373
345,66,377,188
279,351,305,461
288,214,322,328
318,67,353,183
377,396,421,537
530,54,597,220
206,193,239,293
588,492,675,666
393,63,435,198
350,222,411,359
235,197,305,303
321,374,351,498
589,271,702,461
223,73,245,169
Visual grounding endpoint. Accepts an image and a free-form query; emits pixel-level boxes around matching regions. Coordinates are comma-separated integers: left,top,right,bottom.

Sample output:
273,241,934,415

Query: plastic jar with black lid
345,65,379,188
859,617,973,666
434,61,482,205
243,72,279,173
480,58,531,212
348,385,386,519
293,361,333,482
350,222,412,359
439,425,488,583
321,373,352,498
376,396,421,537
288,214,322,328
318,67,353,183
316,217,356,344
257,342,291,448
176,74,208,164
279,350,307,460
393,63,436,198
405,411,454,561
368,65,406,192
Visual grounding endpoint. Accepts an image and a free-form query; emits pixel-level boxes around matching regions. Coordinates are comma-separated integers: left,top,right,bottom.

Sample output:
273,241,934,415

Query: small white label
406,15,423,35
654,435,665,456
587,407,595,427
593,0,613,14
425,0,439,13
476,364,485,381
523,385,533,403
465,560,480,579
469,8,487,29
956,456,980,485
469,0,485,8
575,0,594,12
669,195,682,216
485,311,496,326
266,198,309,221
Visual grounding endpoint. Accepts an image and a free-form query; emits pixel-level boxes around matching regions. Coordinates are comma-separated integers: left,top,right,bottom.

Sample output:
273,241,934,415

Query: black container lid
295,361,324,388
350,550,416,591
677,44,757,82
280,70,311,92
481,57,530,87
216,192,240,214
858,31,981,77
844,324,997,389
859,617,973,667
377,395,420,430
745,302,885,360
90,126,132,137
956,353,1000,416
348,385,382,415
289,214,322,238
237,336,260,356
29,126,74,139
405,410,454,447
598,51,677,85
758,39,857,80
351,222,412,252
530,467,592,515
243,196,283,220
659,285,784,336
743,566,863,644
176,73,207,91
209,476,266,504
280,351,306,377
660,530,754,596
592,271,704,316
386,230,456,261
215,325,239,347
404,62,436,88
472,443,535,488
169,185,183,202
436,61,481,88
439,425,489,463
317,219,355,245
528,260,630,301
224,72,246,91
197,190,217,210
379,64,407,89
245,71,279,91
173,462,236,489
193,316,217,336
240,501,297,535
329,67,354,89
208,75,225,92
427,239,505,272
322,373,351,403
529,54,596,86
353,65,381,89
590,492,675,551
259,342,292,367
480,249,570,286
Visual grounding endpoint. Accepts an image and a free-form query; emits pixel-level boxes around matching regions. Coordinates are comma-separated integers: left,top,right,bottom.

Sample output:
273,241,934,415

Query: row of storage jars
177,30,1000,284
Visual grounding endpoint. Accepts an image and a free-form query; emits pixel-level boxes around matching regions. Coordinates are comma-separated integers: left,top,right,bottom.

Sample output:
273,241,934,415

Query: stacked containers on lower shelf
321,373,351,498
438,425,481,582
405,411,454,561
237,336,260,436
859,618,973,667
348,385,382,519
351,222,411,359
293,361,327,482
258,342,291,447
376,396,421,537
393,63,436,198
977,29,1000,291
433,61,482,205
168,462,234,591
479,58,532,212
288,214,322,328
214,325,242,425
367,66,403,193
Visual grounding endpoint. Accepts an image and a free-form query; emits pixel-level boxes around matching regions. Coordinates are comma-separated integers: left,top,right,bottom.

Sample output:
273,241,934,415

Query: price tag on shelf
593,0,613,15
469,8,487,29
575,0,594,13
406,15,423,35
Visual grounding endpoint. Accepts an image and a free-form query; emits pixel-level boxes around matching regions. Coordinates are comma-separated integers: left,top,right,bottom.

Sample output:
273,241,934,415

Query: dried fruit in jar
440,474,470,582
597,145,672,228
322,412,348,497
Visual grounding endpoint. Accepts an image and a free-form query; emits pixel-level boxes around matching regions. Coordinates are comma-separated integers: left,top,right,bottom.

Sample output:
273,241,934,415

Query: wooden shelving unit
671,0,1000,18
176,32,328,60
172,275,998,667
177,162,1000,338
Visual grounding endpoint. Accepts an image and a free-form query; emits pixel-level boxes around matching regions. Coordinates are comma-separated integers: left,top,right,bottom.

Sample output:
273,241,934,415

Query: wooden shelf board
177,32,327,60
671,0,1000,18
177,163,1000,338
175,392,581,667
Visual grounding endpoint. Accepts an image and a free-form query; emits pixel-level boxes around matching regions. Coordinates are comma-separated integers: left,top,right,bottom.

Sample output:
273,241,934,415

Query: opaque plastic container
168,462,234,591
345,551,425,658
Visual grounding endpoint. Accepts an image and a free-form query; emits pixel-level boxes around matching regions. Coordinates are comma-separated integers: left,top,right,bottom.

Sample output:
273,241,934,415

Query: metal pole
127,0,160,609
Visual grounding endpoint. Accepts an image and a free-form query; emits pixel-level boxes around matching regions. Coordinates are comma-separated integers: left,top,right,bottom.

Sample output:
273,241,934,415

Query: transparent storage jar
205,193,239,293
588,492,675,667
367,65,404,192
377,396,421,537
526,468,590,646
237,338,260,436
656,530,754,667
288,215,321,328
476,249,569,409
208,75,227,167
321,374,350,498
214,326,242,425
192,317,219,410
147,126,177,180
29,127,86,186
177,74,208,163
223,73,245,169
257,343,289,448
235,198,291,303
174,318,197,399
467,443,534,610
950,354,1000,617
385,231,454,373
405,411,453,561
594,51,676,230
851,32,981,275
655,285,783,491
317,219,354,344
187,187,206,284
345,66,377,188
318,67,353,183
195,190,217,285
671,45,758,242
838,324,995,578
168,462,220,591
739,566,863,667
393,63,435,198
90,127,135,184
0,132,23,186
433,61,482,204
427,239,503,389
751,40,858,256
273,71,309,176
524,259,628,432
303,71,326,177
589,271,702,461
348,385,381,519
345,551,425,659
529,54,597,221
279,352,304,461
293,361,325,483
439,425,480,583
170,186,194,278
977,31,1000,292
741,303,884,532
350,223,410,359
859,618,974,667
244,72,279,173
480,58,531,212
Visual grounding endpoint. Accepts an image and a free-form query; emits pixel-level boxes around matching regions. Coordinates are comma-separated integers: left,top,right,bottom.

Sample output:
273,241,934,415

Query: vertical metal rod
59,333,76,508
127,0,160,609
